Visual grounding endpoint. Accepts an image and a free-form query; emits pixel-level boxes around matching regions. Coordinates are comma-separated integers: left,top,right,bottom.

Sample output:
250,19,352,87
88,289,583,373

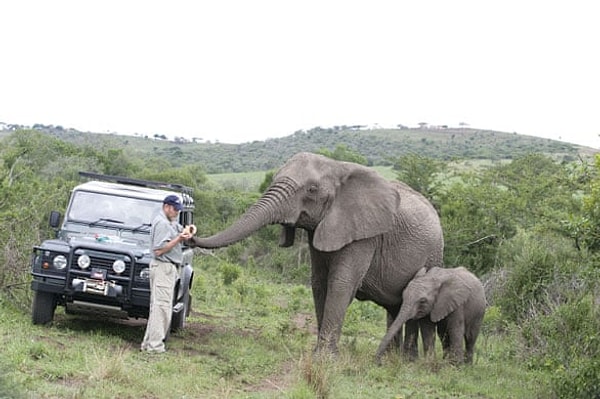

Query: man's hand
179,231,192,240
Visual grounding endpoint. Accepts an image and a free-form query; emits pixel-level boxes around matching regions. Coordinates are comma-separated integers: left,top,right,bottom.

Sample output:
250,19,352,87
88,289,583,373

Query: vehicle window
67,191,162,226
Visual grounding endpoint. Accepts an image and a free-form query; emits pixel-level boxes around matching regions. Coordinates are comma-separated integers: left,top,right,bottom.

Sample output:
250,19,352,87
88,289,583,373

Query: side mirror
49,211,61,228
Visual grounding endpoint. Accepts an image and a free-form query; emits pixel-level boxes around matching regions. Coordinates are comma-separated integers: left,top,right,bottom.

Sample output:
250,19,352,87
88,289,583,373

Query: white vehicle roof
73,181,193,206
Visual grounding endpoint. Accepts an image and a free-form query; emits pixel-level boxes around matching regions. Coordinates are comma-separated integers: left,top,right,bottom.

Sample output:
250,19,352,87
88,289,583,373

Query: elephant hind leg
464,320,483,364
446,318,465,364
464,338,476,364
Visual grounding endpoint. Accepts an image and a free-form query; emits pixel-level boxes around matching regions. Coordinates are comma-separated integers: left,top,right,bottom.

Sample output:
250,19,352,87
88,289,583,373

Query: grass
205,164,505,193
207,171,269,192
0,255,552,399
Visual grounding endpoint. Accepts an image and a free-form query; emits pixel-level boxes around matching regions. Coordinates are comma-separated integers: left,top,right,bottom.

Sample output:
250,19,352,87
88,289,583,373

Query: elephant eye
307,184,318,194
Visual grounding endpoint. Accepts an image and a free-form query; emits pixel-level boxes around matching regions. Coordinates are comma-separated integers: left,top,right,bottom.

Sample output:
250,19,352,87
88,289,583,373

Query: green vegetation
2,123,593,174
1,128,600,398
0,257,551,398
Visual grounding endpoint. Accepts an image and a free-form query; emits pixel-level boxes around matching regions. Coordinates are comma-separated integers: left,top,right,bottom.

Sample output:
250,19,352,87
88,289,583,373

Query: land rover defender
30,172,195,332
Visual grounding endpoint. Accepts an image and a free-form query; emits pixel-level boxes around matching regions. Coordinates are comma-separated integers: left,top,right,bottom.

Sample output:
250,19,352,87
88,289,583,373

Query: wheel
170,290,190,333
32,291,57,325
186,293,192,317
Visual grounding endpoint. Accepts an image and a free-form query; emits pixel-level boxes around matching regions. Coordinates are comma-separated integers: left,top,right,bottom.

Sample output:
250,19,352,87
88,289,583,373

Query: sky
1,1,599,148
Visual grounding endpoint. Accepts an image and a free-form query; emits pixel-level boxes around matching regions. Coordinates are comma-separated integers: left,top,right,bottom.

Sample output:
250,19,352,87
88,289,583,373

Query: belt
154,259,181,267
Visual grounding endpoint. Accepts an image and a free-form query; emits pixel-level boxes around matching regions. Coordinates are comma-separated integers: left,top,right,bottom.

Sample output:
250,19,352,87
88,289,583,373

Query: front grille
70,249,132,279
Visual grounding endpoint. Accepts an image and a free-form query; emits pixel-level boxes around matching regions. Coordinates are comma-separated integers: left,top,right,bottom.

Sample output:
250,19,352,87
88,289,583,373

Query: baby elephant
376,266,486,364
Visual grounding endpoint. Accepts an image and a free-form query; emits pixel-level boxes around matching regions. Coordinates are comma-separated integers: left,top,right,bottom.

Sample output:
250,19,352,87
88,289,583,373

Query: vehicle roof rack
78,171,193,195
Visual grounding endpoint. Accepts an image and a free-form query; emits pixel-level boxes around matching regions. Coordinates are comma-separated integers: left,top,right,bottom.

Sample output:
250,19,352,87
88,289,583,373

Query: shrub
490,228,600,397
551,346,600,398
481,305,508,335
219,261,242,285
494,230,580,322
522,294,600,362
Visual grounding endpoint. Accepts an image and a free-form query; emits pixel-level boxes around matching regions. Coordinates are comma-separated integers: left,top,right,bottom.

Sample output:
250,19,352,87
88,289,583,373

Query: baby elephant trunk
375,309,412,364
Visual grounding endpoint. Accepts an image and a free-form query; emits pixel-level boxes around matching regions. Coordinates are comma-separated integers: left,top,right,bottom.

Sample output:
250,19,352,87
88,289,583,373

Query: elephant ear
430,269,472,322
314,166,399,252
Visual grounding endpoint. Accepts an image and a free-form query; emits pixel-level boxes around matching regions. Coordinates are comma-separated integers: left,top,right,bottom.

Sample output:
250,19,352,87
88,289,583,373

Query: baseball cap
163,195,183,211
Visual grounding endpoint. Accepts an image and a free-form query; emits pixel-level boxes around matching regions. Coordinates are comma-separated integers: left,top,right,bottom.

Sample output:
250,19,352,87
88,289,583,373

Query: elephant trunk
375,308,413,363
190,178,296,249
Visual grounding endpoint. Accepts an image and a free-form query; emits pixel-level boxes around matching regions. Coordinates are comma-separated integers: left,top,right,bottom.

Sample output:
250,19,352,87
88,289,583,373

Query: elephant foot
402,345,418,362
374,353,385,366
312,344,339,361
444,352,464,366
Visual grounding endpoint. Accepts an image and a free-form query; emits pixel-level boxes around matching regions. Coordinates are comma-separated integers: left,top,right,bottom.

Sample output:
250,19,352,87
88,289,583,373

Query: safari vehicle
30,172,195,332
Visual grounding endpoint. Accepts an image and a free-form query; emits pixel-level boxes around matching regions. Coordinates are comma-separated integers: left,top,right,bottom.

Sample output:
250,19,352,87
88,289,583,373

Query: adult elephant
191,152,444,355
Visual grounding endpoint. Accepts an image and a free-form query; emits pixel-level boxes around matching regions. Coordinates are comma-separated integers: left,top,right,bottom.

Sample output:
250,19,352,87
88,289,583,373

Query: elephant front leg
403,319,419,360
312,243,374,355
310,253,329,343
315,284,359,355
315,314,343,354
419,318,436,358
386,309,403,353
436,319,451,358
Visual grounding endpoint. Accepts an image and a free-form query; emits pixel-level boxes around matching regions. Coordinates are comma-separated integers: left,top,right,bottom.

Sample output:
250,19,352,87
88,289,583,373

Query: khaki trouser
140,260,177,352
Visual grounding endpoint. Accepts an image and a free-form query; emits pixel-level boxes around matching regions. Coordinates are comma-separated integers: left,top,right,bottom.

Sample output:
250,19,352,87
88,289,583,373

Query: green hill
1,123,596,174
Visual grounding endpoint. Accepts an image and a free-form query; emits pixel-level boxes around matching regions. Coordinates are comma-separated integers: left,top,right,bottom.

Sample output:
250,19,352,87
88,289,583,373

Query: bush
551,351,600,398
219,261,242,285
481,305,508,335
494,230,580,322
489,228,600,397
522,294,600,363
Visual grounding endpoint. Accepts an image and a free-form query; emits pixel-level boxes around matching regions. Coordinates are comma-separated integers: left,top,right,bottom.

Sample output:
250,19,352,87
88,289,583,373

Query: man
141,194,192,353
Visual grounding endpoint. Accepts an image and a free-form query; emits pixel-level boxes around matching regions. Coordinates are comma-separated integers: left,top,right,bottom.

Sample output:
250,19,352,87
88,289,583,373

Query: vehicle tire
32,291,57,325
170,290,190,333
186,293,192,317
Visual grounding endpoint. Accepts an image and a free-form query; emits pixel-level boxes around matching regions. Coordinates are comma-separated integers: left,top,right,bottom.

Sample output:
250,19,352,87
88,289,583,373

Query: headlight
113,259,126,274
77,254,91,269
53,255,68,270
139,268,150,280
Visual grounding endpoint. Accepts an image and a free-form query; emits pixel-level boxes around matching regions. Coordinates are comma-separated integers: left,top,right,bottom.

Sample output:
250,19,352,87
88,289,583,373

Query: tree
0,130,79,307
259,170,275,193
317,144,368,165
439,176,516,274
392,153,445,203
482,154,580,233
438,153,584,274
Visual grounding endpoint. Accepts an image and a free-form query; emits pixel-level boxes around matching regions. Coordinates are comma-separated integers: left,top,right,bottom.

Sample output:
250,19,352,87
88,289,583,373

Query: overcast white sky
1,1,599,148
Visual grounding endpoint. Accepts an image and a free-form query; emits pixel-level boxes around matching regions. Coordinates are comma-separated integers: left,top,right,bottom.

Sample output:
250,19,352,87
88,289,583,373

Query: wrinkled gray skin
191,152,444,355
375,266,486,365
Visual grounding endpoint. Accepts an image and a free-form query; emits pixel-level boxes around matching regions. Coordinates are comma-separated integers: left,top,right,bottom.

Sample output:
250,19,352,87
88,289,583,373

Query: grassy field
1,253,552,399
208,170,270,192
206,162,509,192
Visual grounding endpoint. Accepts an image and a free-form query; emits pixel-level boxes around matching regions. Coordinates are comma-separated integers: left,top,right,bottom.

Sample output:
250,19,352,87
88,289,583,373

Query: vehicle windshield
66,191,162,229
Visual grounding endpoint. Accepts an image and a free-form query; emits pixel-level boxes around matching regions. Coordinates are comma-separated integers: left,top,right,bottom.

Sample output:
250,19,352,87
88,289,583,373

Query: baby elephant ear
430,270,472,322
